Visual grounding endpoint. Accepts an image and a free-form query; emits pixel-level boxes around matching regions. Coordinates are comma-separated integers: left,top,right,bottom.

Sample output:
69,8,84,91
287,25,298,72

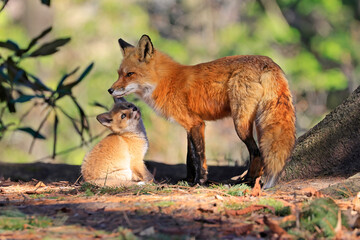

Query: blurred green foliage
0,0,93,160
0,0,359,165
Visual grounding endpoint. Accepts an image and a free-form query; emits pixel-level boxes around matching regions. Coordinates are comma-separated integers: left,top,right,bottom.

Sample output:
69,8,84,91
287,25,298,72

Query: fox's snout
108,86,127,97
108,87,125,94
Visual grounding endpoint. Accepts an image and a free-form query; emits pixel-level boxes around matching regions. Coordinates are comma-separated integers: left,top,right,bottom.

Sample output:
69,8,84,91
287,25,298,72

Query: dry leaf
234,224,253,235
25,190,37,195
300,187,323,197
251,177,261,197
197,207,214,213
35,181,46,188
263,216,292,239
281,214,296,223
335,210,343,240
226,204,275,216
353,192,360,212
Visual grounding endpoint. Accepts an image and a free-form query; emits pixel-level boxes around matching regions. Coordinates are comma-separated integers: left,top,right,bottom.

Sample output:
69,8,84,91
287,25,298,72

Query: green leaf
0,40,20,52
6,59,37,90
11,95,36,103
29,38,71,57
16,127,46,139
25,27,52,53
0,65,9,82
91,101,109,111
56,67,79,91
61,62,94,91
6,58,51,92
0,84,15,112
41,0,50,6
56,63,93,100
0,84,7,102
71,97,90,134
0,0,9,12
27,73,52,92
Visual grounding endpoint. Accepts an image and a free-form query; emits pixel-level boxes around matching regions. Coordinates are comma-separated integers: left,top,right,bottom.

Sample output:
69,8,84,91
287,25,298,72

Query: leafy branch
0,18,94,158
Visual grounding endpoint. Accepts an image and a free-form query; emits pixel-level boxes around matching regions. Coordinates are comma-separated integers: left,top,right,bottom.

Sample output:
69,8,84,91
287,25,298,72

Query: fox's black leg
243,137,263,184
186,123,208,185
185,134,197,183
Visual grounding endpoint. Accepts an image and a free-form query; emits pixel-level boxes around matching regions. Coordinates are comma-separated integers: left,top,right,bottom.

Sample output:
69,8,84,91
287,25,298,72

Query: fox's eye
126,72,135,77
121,113,126,119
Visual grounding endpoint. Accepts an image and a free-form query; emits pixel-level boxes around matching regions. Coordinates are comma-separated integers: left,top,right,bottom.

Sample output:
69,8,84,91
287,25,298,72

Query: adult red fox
108,35,296,188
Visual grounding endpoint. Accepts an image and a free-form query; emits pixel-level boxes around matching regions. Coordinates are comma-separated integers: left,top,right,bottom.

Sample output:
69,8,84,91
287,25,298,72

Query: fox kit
81,98,153,186
108,35,296,188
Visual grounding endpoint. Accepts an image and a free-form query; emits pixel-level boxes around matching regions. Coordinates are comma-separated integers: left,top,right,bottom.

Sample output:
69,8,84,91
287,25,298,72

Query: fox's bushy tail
256,71,296,189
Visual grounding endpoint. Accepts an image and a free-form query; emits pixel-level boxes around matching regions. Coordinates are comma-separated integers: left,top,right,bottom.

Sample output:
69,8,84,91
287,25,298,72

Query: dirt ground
0,163,360,239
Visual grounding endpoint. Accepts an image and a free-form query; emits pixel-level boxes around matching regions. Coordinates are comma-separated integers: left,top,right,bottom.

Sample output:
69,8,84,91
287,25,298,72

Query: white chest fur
138,84,166,118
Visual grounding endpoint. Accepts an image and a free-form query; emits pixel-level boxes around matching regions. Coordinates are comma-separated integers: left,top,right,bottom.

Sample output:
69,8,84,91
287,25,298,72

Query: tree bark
281,85,360,181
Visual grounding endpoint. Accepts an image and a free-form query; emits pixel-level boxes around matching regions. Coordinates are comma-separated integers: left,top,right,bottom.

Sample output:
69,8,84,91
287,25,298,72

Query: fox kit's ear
118,38,134,56
96,113,112,127
113,97,128,103
137,35,154,62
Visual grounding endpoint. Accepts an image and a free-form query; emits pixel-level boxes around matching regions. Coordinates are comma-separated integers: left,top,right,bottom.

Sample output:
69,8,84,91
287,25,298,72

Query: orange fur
110,35,296,188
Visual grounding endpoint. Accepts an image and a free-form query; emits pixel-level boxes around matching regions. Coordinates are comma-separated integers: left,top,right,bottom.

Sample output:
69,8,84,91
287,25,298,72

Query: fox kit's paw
144,175,154,182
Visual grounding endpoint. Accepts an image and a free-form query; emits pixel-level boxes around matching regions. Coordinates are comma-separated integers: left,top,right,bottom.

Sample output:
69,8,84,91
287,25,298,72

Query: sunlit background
1,0,359,167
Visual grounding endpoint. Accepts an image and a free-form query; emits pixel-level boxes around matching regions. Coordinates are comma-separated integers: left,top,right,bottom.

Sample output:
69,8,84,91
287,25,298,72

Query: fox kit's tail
256,71,296,189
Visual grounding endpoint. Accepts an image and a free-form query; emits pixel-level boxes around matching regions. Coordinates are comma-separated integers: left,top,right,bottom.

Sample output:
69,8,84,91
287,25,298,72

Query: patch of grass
300,197,347,238
227,184,251,196
154,201,175,207
176,181,190,187
223,201,249,210
28,194,46,199
208,183,228,190
257,198,291,216
98,186,126,195
332,188,352,198
276,206,291,216
79,182,98,195
208,183,251,196
0,209,52,231
47,196,61,200
85,188,95,196
0,208,26,218
43,190,54,194
80,182,169,196
158,187,174,194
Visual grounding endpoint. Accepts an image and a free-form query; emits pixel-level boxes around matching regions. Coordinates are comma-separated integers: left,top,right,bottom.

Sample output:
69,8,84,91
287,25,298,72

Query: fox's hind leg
185,121,207,185
228,70,264,183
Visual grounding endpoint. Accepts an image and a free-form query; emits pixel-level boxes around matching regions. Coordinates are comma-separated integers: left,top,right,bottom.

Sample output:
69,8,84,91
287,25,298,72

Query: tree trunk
281,85,360,181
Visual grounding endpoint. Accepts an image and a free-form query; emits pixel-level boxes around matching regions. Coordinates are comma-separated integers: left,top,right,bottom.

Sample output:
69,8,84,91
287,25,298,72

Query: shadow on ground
0,161,247,184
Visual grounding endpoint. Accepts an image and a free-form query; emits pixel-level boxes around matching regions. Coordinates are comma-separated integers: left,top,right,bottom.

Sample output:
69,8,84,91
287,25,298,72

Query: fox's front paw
199,178,208,185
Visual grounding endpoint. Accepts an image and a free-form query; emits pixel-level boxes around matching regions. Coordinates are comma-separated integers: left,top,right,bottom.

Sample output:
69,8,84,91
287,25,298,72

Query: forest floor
0,164,360,239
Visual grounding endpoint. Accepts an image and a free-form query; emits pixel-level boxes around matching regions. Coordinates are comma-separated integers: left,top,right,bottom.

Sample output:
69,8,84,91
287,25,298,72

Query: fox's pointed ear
113,97,128,103
118,38,134,56
136,35,154,62
96,113,112,127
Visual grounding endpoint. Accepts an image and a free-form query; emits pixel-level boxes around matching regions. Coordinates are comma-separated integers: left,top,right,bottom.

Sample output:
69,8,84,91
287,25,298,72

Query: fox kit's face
108,35,156,99
96,101,141,134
